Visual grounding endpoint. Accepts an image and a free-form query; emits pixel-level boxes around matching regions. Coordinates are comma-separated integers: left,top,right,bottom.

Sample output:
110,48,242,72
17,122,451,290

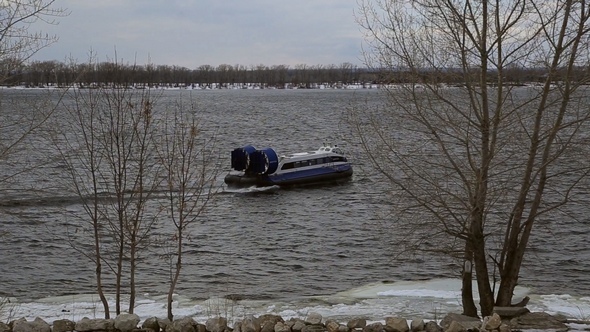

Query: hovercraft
224,144,353,187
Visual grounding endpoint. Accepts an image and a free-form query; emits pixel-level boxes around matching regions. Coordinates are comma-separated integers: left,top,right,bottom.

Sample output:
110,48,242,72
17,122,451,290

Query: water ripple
0,89,588,302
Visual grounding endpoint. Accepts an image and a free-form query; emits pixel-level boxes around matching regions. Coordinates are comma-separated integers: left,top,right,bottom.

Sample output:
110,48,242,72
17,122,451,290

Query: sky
29,1,367,69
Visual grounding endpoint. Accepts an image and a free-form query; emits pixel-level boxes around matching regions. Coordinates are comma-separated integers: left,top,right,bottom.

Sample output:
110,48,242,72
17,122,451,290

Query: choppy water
0,88,589,321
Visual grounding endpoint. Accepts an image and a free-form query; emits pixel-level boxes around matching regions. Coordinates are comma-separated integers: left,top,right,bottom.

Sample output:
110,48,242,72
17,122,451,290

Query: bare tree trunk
116,199,124,316
92,170,110,318
471,227,494,316
461,243,477,317
129,239,136,314
167,230,183,321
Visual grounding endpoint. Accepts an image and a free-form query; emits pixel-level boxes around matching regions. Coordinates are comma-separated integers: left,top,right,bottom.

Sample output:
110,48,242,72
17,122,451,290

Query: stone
242,315,261,332
347,318,366,329
206,317,228,332
363,322,383,332
493,306,530,319
301,325,327,332
0,322,10,332
258,316,283,332
325,320,340,332
498,323,511,332
258,314,284,327
261,320,275,332
12,317,51,332
33,318,51,332
483,313,501,330
157,318,171,332
410,319,424,332
52,319,76,332
509,312,568,331
10,318,26,332
384,317,408,332
423,322,441,332
444,321,465,332
142,317,160,332
168,317,198,332
75,318,115,332
114,313,140,332
196,323,208,332
234,322,243,332
291,320,307,332
306,313,323,325
275,322,292,332
439,313,480,331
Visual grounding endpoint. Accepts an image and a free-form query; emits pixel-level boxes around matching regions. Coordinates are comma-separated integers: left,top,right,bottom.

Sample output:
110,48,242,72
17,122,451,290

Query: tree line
1,60,369,88
1,58,580,89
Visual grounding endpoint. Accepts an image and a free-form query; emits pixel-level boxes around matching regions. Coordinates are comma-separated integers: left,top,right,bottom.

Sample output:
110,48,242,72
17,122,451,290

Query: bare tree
0,0,67,82
0,0,67,169
54,59,163,317
52,81,111,318
156,98,220,320
353,0,590,317
0,2,68,272
56,59,221,319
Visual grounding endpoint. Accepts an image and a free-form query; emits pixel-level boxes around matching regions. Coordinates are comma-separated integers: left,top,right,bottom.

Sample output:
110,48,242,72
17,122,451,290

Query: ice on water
2,278,590,327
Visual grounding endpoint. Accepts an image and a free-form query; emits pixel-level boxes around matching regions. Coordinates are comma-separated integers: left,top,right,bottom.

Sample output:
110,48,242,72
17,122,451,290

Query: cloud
28,0,364,68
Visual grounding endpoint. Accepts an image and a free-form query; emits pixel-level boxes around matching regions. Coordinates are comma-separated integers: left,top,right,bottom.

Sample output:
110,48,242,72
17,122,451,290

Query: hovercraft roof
282,144,344,159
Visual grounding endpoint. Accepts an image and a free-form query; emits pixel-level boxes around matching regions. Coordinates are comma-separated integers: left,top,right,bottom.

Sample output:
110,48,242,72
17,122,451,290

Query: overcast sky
30,1,366,68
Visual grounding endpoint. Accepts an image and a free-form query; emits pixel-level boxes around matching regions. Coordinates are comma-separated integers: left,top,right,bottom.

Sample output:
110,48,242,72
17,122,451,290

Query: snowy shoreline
2,306,590,332
2,279,590,330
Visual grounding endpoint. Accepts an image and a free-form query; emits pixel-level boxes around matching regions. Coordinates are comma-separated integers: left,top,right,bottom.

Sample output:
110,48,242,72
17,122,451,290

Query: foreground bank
2,307,589,332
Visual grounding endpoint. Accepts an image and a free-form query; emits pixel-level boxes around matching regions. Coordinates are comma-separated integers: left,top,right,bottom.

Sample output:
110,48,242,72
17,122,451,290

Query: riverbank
2,279,590,331
2,308,589,332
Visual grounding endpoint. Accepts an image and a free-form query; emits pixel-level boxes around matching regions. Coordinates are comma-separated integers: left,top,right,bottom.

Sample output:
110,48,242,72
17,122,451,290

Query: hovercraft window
282,162,295,170
281,157,344,170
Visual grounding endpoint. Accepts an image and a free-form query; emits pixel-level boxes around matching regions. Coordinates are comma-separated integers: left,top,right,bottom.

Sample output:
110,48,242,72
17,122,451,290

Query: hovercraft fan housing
250,148,279,175
230,146,279,175
231,145,256,171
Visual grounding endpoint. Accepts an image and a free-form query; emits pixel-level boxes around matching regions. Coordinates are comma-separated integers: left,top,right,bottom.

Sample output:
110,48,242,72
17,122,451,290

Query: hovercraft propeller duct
231,145,256,171
230,146,279,175
251,148,279,175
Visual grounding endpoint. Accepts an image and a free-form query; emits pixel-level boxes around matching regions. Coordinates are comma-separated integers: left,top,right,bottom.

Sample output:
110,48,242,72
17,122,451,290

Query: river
0,87,589,323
